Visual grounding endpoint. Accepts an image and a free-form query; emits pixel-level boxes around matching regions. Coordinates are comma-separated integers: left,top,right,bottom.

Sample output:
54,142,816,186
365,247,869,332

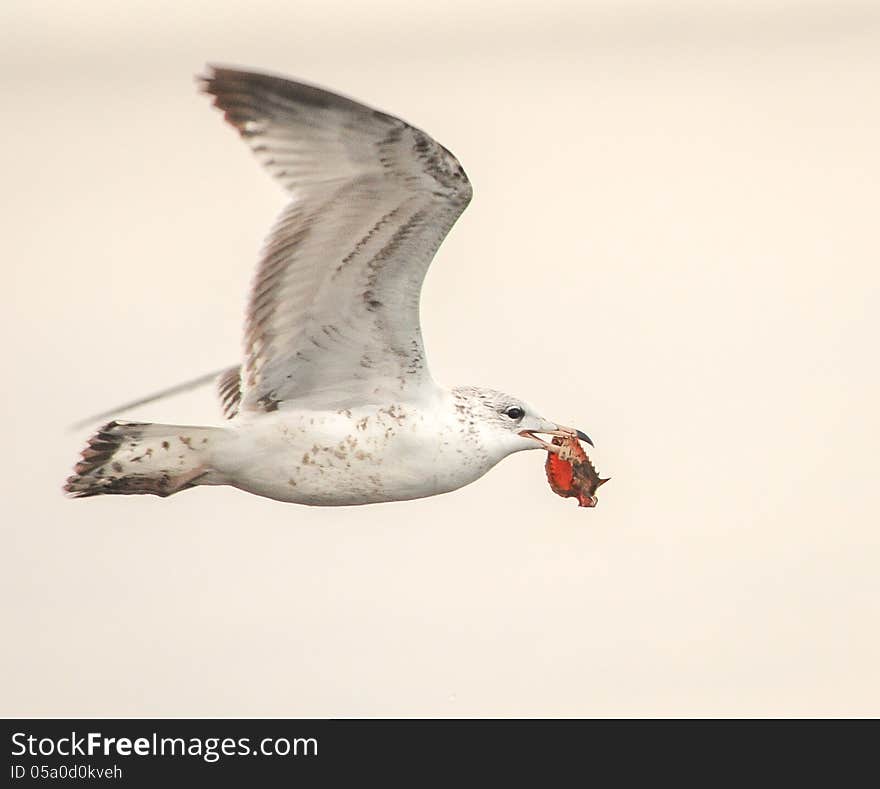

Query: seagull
65,66,593,505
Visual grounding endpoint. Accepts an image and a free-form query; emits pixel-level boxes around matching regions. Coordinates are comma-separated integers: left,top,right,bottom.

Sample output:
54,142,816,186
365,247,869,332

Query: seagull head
452,386,591,458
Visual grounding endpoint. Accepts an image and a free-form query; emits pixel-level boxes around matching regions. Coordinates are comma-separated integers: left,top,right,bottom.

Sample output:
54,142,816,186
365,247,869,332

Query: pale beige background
2,0,878,716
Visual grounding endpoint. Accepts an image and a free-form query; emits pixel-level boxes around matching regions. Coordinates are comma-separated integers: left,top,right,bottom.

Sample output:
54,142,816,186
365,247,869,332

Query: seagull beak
573,428,594,446
518,422,594,451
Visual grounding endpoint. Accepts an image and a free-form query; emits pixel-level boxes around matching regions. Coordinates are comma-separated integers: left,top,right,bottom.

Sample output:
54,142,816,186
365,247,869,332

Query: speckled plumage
66,66,588,505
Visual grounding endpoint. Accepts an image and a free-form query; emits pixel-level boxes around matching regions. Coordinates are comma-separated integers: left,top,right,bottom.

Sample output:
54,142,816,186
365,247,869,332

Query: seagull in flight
65,66,592,505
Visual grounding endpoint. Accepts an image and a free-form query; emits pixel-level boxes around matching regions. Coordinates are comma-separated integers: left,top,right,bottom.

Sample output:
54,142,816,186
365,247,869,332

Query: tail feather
65,420,220,498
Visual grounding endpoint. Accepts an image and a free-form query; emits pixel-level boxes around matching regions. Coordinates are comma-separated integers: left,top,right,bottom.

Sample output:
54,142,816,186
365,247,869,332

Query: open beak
519,423,593,452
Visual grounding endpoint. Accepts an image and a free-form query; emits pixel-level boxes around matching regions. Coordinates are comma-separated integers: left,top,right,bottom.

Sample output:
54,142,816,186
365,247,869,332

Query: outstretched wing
201,66,472,411
70,366,238,430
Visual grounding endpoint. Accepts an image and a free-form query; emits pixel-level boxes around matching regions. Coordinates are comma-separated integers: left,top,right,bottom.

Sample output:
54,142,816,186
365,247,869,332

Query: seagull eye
504,407,525,420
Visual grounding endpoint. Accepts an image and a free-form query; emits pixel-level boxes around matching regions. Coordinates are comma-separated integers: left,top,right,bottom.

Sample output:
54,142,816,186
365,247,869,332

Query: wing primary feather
69,367,236,430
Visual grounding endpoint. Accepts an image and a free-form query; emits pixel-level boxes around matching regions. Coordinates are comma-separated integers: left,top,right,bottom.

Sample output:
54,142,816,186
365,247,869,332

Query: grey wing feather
70,366,240,430
200,66,472,410
216,365,242,419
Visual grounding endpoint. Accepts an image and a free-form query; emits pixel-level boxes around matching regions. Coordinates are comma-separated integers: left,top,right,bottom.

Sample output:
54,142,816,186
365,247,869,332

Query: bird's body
210,390,517,505
66,66,593,506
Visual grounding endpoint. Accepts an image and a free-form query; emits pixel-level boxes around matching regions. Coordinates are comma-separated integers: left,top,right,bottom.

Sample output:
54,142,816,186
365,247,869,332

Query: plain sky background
2,0,879,716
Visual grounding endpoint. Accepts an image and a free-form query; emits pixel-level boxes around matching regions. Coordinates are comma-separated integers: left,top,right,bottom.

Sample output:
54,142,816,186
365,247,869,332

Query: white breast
208,396,501,505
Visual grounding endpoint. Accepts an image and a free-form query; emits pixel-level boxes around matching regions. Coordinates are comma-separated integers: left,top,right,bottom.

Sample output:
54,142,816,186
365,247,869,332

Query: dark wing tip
215,365,242,420
198,64,272,137
197,64,403,149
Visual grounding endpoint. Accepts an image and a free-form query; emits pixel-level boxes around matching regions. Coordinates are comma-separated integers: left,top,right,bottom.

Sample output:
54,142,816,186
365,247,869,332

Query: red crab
544,436,609,508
